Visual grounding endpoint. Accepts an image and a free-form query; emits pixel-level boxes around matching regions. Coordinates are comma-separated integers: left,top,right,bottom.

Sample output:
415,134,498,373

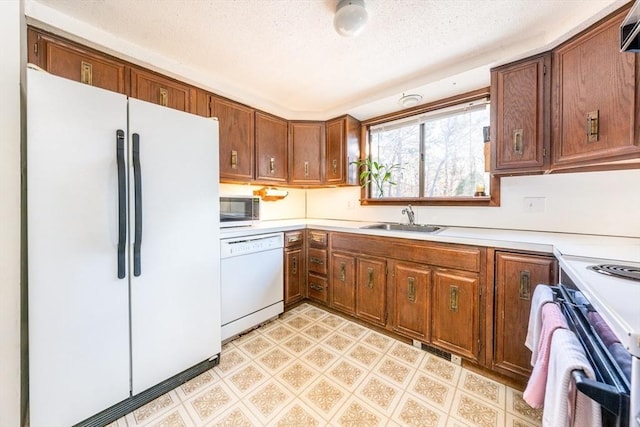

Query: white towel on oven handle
543,328,602,427
525,284,554,365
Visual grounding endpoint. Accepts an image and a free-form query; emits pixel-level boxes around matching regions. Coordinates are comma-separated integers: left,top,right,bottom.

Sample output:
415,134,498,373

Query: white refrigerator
27,68,221,426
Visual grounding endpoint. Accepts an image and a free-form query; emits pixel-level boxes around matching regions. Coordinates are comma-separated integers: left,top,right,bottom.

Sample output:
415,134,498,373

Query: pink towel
542,328,601,427
523,303,567,408
525,285,555,365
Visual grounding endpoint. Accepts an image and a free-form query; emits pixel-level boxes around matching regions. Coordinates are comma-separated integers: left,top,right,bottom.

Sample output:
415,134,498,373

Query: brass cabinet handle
367,267,374,289
292,256,298,274
310,233,326,244
309,282,324,291
332,159,338,175
513,129,523,154
309,257,324,265
304,161,309,177
339,262,346,282
449,286,459,312
269,157,276,174
80,61,93,85
407,276,416,302
586,110,599,143
231,150,238,169
287,235,301,243
159,88,169,107
519,270,531,300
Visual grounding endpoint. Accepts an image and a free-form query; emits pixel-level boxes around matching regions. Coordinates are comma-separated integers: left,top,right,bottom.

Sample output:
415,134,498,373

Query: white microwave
219,196,260,228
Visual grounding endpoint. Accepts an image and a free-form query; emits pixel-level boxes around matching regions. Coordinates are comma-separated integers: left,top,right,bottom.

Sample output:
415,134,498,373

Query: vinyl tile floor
110,303,543,427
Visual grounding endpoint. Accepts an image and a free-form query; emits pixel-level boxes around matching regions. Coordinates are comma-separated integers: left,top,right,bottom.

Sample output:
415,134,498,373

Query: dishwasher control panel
220,232,284,258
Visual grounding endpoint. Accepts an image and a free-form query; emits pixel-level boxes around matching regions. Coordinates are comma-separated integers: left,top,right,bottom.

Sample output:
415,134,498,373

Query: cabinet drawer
308,274,328,303
284,230,304,248
308,230,328,247
308,248,327,275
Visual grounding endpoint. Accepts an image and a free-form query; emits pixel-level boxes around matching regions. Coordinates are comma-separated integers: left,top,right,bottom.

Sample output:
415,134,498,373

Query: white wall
0,1,23,426
307,169,640,238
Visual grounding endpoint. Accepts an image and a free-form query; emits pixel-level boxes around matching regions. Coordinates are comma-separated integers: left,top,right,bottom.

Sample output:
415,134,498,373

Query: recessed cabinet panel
129,68,192,112
213,97,255,181
356,256,387,327
491,55,549,174
432,269,479,362
256,112,288,183
392,262,431,341
28,28,126,94
289,122,324,185
552,7,640,167
330,252,356,315
494,252,557,378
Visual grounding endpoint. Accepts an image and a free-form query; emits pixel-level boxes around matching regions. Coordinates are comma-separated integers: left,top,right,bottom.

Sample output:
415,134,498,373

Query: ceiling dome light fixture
334,0,368,37
399,93,423,108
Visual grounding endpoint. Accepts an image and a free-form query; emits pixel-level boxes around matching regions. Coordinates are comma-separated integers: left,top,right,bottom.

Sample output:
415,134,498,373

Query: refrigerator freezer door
128,99,221,394
27,69,131,426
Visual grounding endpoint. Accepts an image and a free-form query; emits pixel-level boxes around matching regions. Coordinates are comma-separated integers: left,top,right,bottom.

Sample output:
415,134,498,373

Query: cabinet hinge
543,147,547,157
543,64,547,75
33,42,38,56
384,312,388,323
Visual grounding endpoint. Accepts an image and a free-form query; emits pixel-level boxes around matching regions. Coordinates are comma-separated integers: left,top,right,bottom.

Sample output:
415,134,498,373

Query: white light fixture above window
334,0,368,37
398,93,423,108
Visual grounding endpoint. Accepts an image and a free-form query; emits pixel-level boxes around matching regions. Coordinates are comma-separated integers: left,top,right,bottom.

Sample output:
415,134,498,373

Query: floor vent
421,343,452,362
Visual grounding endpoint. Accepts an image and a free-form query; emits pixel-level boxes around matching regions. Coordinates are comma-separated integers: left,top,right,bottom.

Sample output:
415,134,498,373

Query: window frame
358,88,500,207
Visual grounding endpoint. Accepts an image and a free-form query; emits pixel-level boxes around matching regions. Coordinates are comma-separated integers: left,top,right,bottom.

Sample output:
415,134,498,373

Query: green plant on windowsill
351,158,402,198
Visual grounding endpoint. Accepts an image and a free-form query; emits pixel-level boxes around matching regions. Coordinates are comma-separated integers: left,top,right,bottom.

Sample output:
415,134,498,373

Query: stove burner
588,264,640,282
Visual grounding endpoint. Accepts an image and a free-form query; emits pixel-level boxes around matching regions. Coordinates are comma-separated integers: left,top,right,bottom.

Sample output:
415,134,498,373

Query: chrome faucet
402,204,415,225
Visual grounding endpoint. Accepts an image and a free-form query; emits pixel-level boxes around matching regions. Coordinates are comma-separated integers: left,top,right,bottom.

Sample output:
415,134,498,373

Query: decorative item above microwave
621,0,639,52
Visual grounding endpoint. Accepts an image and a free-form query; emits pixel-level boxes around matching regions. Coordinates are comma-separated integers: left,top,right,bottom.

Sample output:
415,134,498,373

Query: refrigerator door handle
116,129,126,279
133,133,143,277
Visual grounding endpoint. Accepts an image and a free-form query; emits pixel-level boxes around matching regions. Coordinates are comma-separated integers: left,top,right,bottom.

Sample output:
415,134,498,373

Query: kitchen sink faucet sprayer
402,204,415,225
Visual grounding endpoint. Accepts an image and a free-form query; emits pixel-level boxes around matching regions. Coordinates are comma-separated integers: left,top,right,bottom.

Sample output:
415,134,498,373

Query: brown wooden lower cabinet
431,269,480,362
284,230,305,307
330,252,356,315
493,251,557,378
355,256,387,327
390,261,432,342
307,274,328,304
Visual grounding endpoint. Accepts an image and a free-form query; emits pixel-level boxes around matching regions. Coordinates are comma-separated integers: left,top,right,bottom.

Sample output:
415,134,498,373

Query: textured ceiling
26,0,626,120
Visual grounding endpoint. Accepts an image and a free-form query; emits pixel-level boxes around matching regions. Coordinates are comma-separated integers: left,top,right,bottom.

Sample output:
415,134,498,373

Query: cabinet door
289,122,324,185
129,67,193,112
325,118,345,184
28,28,126,94
213,97,255,181
552,7,640,167
391,262,431,342
194,89,212,118
494,252,557,378
491,55,549,174
255,112,288,183
308,274,328,304
356,256,387,326
432,269,480,362
284,247,304,306
330,252,356,315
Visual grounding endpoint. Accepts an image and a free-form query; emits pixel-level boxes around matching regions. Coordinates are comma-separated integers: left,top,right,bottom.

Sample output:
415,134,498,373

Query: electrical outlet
451,355,462,366
523,197,546,213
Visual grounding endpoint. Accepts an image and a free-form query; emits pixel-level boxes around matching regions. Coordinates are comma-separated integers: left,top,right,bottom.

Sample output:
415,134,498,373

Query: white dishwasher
220,232,284,341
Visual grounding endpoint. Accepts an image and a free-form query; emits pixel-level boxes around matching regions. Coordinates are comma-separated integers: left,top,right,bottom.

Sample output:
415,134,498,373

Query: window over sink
359,89,499,206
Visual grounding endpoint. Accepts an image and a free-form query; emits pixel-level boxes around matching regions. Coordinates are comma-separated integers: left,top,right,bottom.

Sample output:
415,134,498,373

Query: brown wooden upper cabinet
325,115,361,185
491,54,550,175
28,28,126,94
213,96,255,181
255,112,288,183
129,67,193,113
194,89,212,118
551,6,640,168
289,121,325,185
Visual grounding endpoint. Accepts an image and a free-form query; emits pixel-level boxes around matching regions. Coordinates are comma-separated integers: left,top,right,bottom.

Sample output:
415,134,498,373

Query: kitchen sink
360,222,444,233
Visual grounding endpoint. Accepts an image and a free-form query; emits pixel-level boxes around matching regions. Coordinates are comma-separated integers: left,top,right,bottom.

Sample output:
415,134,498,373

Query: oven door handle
572,370,622,416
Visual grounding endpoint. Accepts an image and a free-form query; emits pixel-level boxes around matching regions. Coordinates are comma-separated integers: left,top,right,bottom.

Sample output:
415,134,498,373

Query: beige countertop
220,219,640,263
